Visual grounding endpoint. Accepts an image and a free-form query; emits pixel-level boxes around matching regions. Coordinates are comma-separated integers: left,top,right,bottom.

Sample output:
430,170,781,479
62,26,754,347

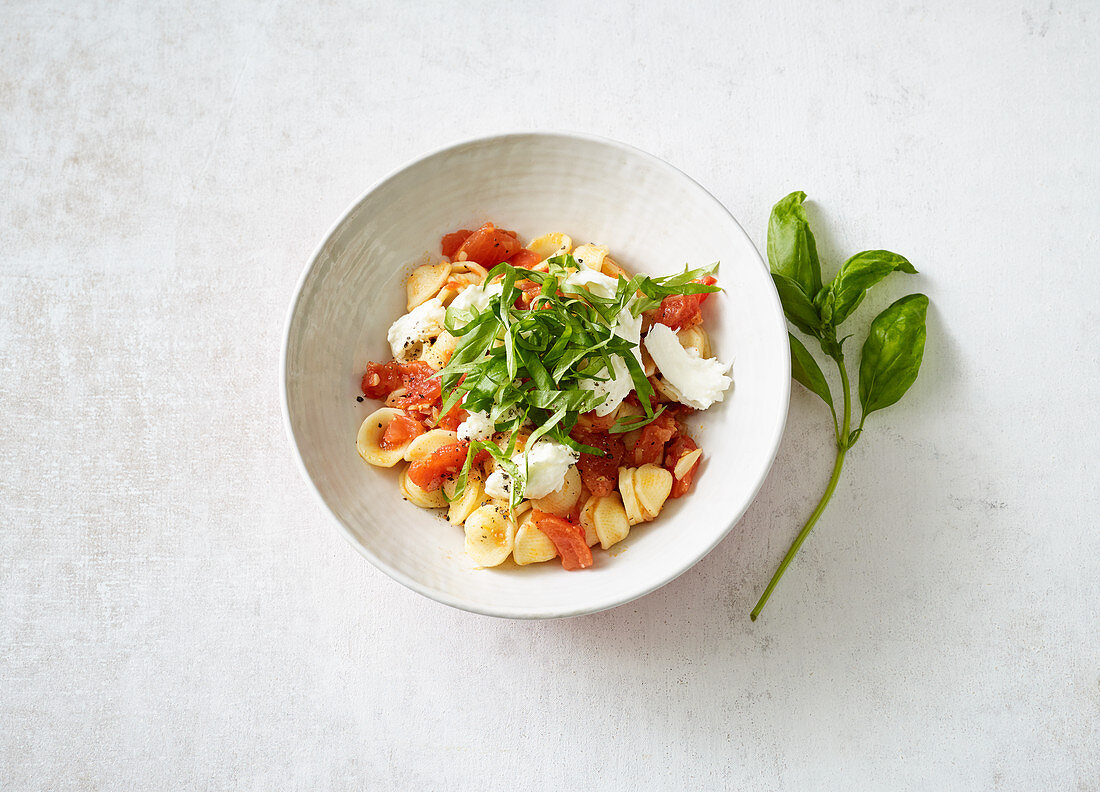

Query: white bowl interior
284,134,789,617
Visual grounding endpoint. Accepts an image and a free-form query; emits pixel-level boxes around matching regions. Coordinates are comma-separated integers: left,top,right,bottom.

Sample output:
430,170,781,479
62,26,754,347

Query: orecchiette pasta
572,243,609,271
526,232,572,262
600,255,629,280
463,504,516,567
512,511,558,565
404,429,460,462
437,272,482,305
579,492,631,549
449,260,489,278
582,517,599,548
617,464,673,525
531,465,581,517
677,325,712,359
400,466,449,508
445,469,489,526
357,408,414,467
406,261,451,310
420,330,459,371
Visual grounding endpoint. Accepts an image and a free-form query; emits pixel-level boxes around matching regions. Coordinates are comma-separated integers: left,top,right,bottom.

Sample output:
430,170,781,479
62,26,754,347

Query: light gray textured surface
2,1,1097,789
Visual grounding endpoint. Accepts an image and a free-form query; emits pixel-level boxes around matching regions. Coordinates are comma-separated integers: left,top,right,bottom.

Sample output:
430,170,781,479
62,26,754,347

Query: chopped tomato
393,364,441,410
437,402,467,431
407,442,488,492
664,435,701,498
515,279,542,310
532,510,593,570
380,414,424,450
361,360,430,399
630,412,679,466
571,426,625,497
455,223,522,267
361,361,403,399
626,387,661,412
441,229,472,258
651,275,718,330
508,249,541,269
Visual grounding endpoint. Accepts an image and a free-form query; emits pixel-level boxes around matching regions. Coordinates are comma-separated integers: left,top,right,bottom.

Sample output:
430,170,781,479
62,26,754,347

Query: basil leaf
817,250,917,327
610,404,666,433
771,273,822,337
767,191,822,298
858,293,929,418
788,333,833,410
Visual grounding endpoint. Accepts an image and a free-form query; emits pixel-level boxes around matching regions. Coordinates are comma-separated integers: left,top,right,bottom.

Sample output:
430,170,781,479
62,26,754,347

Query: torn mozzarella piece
643,323,732,410
484,439,580,501
387,297,446,361
484,468,512,500
457,410,494,442
449,281,503,314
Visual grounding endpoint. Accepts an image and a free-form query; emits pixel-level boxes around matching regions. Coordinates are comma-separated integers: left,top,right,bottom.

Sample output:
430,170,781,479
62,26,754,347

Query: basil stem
752,349,852,620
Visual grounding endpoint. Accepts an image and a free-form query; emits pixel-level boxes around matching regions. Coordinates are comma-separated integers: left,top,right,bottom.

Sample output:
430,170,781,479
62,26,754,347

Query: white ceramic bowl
282,133,789,618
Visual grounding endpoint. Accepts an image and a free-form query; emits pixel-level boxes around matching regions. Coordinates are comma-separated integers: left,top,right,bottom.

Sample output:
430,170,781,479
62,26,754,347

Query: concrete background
2,1,1097,789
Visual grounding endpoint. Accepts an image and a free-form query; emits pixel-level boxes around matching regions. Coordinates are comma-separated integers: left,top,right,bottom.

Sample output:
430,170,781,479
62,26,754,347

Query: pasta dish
355,222,732,570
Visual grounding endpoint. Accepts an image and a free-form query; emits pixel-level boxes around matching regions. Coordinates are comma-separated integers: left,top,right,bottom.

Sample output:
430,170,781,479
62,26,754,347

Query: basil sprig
437,255,720,507
752,192,929,621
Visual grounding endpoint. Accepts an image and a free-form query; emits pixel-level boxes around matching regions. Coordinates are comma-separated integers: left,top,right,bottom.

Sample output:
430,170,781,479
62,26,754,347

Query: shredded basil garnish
437,255,719,507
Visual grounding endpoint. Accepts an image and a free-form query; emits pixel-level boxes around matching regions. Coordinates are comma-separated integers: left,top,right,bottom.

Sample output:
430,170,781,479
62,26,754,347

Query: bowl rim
281,130,790,619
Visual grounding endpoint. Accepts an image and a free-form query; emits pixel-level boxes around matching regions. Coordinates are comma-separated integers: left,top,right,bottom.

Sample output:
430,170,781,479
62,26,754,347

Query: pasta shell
594,493,630,549
575,485,598,546
677,326,712,359
406,261,451,311
618,467,645,526
513,512,558,565
437,273,482,305
526,232,572,262
449,260,489,278
572,243,609,271
633,464,673,521
463,504,516,567
404,428,460,462
582,517,599,548
580,493,630,550
420,331,459,371
399,466,448,508
600,255,631,280
531,465,581,517
444,469,488,526
357,408,413,467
